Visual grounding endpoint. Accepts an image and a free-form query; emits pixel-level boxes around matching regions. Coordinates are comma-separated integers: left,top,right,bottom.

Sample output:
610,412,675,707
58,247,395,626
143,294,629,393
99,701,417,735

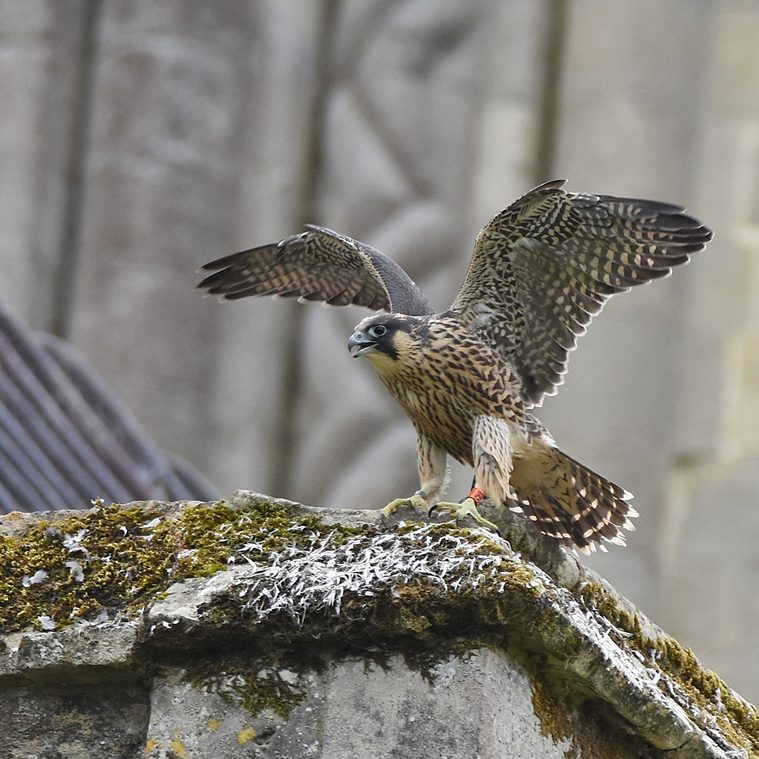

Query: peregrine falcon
199,180,711,552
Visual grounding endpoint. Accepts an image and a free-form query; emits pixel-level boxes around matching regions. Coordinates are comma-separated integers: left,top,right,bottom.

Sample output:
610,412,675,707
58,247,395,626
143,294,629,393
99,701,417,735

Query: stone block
2,495,750,757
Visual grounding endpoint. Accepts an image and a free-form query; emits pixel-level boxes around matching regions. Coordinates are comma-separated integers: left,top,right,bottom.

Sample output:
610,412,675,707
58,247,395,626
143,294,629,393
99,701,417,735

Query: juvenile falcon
199,180,712,552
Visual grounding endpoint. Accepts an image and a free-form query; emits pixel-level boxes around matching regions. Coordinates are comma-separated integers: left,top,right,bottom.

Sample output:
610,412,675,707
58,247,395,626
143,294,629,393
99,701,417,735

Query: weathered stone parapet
0,492,756,758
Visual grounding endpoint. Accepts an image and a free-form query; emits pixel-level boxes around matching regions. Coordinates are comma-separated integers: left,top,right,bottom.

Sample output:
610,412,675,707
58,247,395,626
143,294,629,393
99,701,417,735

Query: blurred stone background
1,0,757,701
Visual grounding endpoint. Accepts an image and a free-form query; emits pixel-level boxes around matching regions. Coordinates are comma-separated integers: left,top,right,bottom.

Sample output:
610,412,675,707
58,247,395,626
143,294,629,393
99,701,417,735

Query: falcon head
348,314,418,366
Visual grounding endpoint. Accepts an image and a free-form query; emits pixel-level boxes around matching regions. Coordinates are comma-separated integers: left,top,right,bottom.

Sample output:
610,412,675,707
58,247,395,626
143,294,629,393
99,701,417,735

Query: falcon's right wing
199,224,433,317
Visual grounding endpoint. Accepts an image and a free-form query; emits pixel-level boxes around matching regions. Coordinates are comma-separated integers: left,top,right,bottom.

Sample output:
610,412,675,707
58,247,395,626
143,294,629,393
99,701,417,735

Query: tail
509,445,638,553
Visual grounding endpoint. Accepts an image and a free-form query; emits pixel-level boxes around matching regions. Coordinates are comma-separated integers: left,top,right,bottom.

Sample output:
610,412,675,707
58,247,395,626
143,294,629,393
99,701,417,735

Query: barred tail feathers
509,445,637,553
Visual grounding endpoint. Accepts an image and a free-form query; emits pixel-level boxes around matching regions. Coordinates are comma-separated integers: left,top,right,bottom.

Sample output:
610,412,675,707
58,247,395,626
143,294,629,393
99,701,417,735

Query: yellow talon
432,497,500,533
381,491,429,521
382,490,500,534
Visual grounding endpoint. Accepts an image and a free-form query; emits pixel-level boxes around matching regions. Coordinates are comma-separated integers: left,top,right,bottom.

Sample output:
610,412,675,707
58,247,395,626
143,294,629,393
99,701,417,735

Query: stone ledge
0,491,755,758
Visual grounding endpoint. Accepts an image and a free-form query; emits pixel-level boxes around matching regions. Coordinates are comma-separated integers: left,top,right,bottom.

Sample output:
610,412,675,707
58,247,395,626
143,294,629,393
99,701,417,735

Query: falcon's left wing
450,180,712,405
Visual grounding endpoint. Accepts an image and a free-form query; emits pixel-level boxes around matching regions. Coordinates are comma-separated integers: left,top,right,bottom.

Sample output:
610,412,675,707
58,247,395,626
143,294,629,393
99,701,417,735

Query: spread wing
198,224,433,316
450,179,712,405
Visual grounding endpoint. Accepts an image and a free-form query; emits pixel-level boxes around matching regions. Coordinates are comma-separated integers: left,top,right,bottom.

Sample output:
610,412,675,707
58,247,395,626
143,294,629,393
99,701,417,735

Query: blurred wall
1,0,757,701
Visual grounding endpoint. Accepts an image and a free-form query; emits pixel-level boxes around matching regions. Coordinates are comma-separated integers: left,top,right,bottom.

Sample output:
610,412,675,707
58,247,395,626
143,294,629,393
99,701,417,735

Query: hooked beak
348,331,378,358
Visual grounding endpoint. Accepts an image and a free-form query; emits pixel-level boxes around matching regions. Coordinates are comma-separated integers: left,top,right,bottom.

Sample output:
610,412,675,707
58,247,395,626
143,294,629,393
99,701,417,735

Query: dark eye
370,324,387,338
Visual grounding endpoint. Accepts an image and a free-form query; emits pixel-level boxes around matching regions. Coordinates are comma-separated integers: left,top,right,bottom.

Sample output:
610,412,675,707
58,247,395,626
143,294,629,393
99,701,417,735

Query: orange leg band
468,487,486,506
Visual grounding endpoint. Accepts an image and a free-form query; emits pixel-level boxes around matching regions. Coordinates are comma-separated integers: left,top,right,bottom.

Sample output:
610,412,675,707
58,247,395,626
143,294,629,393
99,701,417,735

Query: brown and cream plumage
199,180,712,551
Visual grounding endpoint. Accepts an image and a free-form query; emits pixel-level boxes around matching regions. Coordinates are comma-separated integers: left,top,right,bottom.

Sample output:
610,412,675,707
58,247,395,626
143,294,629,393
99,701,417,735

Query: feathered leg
382,428,449,518
430,415,510,532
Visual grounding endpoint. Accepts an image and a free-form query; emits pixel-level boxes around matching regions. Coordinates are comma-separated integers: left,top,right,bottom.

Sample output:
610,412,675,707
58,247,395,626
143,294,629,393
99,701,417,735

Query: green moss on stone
530,675,575,744
1,497,526,638
234,669,305,719
580,580,758,753
0,501,179,631
530,672,660,759
0,498,372,633
185,654,308,720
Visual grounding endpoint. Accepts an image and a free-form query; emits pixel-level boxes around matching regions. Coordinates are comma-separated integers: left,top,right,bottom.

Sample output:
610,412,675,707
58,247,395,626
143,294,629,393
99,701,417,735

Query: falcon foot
430,495,500,535
381,490,429,522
